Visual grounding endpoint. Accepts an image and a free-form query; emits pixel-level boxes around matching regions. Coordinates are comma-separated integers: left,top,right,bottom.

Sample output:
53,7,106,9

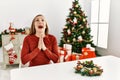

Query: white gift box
63,44,72,55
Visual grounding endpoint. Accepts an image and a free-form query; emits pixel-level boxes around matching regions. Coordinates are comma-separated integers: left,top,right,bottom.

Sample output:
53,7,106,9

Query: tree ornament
67,29,71,35
72,27,75,30
75,4,79,8
83,18,86,22
73,18,77,24
67,39,70,43
78,36,83,42
80,25,84,29
73,38,76,42
82,31,85,34
73,11,77,14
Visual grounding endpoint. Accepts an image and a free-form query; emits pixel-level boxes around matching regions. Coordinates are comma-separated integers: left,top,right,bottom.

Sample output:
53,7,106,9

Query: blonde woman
21,14,59,67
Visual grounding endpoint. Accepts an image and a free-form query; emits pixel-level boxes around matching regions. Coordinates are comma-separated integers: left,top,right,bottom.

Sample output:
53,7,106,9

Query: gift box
81,47,96,59
71,53,82,61
63,44,72,55
58,47,67,62
65,53,82,61
62,44,72,62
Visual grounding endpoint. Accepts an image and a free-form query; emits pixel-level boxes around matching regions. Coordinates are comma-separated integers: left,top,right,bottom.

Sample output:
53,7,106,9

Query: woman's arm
43,36,60,63
21,36,40,65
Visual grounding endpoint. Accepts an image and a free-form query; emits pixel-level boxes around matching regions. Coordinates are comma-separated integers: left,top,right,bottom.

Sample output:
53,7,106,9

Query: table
10,55,120,80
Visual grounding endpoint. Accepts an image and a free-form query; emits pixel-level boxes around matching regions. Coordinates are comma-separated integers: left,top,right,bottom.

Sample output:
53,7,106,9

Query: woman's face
34,16,46,34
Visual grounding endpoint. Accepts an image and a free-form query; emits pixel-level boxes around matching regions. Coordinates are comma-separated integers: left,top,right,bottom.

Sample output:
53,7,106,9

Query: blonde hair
29,14,49,35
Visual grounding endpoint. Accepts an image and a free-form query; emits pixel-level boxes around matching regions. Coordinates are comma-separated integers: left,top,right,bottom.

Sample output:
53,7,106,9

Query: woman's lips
38,26,43,29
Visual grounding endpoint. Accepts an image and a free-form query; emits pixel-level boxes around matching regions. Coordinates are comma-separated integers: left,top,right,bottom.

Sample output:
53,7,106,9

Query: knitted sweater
21,34,59,66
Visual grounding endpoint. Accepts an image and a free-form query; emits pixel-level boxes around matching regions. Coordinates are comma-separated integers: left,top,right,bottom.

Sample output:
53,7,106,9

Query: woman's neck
35,32,45,37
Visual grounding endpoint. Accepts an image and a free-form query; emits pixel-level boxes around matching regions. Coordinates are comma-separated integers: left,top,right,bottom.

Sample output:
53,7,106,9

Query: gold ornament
73,38,76,42
67,39,70,43
72,27,74,30
73,11,77,14
75,4,79,8
82,31,85,34
83,18,86,22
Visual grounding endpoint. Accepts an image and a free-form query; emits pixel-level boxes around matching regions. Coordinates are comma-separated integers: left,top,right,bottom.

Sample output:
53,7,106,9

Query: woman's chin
37,29,44,33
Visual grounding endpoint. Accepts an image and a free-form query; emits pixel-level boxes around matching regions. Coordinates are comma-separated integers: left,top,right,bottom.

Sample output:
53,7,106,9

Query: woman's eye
42,19,44,22
36,19,39,21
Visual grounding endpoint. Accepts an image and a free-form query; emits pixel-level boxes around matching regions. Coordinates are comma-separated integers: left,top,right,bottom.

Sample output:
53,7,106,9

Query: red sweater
21,34,59,66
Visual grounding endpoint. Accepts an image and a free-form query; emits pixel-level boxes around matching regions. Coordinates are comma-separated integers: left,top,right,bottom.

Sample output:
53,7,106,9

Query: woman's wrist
42,47,47,51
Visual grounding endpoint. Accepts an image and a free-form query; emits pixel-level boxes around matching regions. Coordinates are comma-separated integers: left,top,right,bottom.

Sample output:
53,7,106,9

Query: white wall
0,0,91,62
0,0,91,43
97,0,120,57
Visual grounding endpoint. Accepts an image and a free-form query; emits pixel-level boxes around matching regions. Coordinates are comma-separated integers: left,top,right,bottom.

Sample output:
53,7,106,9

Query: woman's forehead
35,16,45,19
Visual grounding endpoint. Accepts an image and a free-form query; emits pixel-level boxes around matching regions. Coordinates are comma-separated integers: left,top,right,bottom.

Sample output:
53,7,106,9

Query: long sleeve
43,36,60,63
21,36,40,65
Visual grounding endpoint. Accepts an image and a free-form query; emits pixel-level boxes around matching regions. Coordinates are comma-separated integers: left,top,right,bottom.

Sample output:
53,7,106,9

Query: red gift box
81,48,96,59
71,53,82,61
65,53,82,61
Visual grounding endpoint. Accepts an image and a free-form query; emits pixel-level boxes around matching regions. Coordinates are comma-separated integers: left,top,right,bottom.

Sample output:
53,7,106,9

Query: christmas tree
59,0,96,53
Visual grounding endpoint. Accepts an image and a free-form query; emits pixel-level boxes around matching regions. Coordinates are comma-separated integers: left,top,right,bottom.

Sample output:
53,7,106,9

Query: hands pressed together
38,34,47,51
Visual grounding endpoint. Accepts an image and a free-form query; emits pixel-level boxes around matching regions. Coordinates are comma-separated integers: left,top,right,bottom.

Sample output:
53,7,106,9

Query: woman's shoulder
47,34,56,40
47,34,56,38
24,34,37,40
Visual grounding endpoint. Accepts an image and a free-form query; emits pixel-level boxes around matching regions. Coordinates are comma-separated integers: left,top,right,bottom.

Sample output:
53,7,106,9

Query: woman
21,14,59,67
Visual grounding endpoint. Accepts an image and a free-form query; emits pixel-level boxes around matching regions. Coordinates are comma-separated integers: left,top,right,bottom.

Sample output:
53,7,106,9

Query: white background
0,0,91,43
